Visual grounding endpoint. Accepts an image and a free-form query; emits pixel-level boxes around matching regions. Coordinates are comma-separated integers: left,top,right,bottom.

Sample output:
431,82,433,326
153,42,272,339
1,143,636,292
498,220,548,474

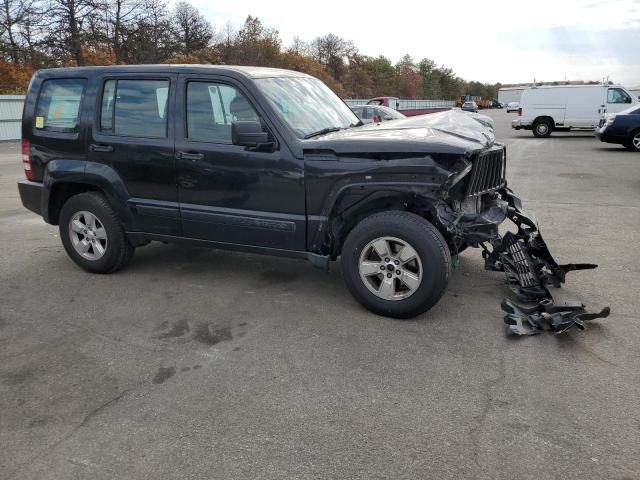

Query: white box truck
511,85,637,137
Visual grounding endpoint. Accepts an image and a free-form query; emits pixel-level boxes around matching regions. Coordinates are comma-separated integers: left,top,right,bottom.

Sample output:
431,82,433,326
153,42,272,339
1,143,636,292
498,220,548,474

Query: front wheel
59,192,135,273
341,211,451,319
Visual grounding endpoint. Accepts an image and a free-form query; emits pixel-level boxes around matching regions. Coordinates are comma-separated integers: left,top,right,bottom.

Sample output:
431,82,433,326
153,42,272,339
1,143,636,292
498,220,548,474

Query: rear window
100,79,169,138
34,78,86,133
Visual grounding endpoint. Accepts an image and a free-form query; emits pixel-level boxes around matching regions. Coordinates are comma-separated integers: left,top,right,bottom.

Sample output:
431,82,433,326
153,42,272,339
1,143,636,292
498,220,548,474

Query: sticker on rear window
35,116,44,129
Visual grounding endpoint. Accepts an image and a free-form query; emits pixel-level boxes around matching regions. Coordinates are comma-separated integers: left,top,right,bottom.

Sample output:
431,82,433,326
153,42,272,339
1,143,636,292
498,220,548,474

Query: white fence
343,98,455,110
0,95,25,141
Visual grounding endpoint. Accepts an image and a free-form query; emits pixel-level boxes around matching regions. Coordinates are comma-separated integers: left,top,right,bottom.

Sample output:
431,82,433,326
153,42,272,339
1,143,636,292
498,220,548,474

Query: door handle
89,144,114,153
177,151,204,161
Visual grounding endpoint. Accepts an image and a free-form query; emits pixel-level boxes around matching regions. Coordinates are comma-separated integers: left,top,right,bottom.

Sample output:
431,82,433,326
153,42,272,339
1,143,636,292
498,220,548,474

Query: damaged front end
436,145,609,335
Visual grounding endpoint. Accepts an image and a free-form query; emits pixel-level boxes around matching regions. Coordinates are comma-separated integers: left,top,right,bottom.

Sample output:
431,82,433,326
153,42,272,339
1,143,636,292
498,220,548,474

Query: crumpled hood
303,109,496,155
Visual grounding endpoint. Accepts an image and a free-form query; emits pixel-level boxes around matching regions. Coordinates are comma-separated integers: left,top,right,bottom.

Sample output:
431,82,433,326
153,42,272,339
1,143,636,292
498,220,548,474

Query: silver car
351,105,406,124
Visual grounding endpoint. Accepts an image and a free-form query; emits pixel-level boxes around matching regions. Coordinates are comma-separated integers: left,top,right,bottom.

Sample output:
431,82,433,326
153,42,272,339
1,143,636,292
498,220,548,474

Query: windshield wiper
304,127,343,139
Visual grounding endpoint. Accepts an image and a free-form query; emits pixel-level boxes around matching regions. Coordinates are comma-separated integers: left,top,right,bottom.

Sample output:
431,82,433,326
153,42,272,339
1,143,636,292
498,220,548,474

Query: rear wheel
533,118,553,138
59,192,134,273
341,211,451,319
624,130,640,152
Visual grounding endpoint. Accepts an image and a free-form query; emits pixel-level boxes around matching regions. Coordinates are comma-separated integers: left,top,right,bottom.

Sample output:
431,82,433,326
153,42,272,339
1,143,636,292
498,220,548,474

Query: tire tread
342,210,451,318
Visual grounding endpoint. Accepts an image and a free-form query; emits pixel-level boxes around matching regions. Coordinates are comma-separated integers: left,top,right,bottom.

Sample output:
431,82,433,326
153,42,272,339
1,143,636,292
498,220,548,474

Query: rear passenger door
88,74,179,235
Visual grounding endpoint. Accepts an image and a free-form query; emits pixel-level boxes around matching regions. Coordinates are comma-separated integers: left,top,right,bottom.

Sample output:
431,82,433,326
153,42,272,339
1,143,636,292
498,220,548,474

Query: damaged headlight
445,158,472,189
452,196,481,215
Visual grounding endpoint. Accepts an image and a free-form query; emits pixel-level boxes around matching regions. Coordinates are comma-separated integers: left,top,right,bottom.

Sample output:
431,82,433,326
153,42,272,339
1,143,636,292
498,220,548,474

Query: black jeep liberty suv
18,65,598,323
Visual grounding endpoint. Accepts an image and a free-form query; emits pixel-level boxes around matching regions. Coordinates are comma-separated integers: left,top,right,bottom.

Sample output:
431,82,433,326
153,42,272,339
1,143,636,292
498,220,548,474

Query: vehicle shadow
593,146,636,153
515,134,598,139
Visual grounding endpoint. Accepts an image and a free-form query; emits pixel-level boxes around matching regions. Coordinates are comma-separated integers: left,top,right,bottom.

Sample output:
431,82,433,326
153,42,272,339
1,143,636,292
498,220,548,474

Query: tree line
0,0,500,98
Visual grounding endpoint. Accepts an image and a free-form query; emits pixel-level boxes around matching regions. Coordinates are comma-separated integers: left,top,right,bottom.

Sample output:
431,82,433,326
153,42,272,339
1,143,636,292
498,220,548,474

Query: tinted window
607,88,632,104
186,82,259,143
100,79,169,138
34,79,86,133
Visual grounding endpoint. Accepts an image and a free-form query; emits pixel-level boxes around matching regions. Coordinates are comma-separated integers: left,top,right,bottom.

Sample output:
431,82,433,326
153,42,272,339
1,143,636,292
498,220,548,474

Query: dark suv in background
19,65,551,319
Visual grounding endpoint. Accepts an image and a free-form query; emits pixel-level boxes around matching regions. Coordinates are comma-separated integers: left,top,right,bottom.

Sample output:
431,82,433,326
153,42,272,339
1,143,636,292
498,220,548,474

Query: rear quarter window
34,78,86,133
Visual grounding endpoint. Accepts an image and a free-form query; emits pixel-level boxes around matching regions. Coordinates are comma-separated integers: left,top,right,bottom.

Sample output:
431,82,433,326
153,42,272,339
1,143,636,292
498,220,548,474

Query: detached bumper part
483,189,608,335
502,299,610,336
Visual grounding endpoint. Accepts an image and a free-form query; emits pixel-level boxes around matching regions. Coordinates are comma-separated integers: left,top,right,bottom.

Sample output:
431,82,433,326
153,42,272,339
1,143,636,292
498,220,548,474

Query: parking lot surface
1,112,639,479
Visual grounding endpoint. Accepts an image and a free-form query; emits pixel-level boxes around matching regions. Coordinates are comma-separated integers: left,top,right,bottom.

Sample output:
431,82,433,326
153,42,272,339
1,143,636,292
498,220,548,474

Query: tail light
605,114,616,127
518,107,522,116
22,139,34,180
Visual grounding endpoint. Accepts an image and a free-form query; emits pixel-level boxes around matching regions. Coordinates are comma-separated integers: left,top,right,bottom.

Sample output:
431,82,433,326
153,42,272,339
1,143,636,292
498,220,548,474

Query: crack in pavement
6,386,137,480
469,349,507,478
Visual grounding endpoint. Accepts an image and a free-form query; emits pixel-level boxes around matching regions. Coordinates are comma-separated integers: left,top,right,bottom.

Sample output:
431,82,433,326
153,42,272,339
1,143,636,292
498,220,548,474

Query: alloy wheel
358,236,423,301
68,211,108,260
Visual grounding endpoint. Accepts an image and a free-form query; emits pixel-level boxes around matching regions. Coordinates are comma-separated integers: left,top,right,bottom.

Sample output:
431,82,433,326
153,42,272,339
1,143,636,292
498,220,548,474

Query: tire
59,192,135,273
624,129,640,152
533,118,553,138
341,211,451,319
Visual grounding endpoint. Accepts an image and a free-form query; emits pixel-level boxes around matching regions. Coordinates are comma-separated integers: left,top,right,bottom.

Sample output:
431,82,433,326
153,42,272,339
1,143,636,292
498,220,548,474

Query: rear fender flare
43,160,134,228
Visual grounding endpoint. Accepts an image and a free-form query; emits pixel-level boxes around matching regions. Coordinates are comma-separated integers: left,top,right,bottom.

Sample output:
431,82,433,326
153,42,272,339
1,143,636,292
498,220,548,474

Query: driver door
175,74,306,251
607,87,633,114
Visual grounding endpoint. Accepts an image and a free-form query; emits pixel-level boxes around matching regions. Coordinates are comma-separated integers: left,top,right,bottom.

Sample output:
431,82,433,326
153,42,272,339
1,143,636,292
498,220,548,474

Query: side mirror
383,115,393,120
232,121,271,148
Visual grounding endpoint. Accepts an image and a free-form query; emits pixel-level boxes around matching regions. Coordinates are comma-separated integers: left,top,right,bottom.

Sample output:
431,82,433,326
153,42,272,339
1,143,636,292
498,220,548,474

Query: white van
512,85,637,137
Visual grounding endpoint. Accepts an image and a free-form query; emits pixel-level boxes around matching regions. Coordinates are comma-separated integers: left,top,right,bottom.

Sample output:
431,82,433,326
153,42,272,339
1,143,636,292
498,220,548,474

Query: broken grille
466,147,506,197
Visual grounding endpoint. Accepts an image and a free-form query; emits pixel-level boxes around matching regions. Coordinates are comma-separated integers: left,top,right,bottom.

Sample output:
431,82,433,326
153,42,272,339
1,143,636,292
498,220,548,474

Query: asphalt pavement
1,111,639,479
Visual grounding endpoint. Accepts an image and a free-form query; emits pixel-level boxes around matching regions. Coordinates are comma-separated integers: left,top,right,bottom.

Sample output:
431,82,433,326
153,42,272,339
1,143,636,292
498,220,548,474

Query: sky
186,0,640,86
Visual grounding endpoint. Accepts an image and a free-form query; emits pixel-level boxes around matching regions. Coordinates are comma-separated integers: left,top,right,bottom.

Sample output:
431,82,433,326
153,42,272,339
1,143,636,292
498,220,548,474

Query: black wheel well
533,116,554,127
48,183,102,225
329,194,439,257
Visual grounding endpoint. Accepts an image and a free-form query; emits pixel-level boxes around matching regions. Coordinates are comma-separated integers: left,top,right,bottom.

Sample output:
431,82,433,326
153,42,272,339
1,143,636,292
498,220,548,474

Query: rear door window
34,79,86,133
100,79,169,138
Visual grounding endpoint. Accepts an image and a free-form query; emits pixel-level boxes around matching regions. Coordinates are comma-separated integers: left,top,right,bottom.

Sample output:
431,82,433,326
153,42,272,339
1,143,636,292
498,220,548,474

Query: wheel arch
311,185,442,257
532,115,555,134
44,161,134,228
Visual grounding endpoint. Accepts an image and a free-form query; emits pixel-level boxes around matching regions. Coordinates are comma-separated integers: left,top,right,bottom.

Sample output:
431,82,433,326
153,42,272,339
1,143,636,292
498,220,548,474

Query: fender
42,160,136,229
304,152,458,254
308,180,445,254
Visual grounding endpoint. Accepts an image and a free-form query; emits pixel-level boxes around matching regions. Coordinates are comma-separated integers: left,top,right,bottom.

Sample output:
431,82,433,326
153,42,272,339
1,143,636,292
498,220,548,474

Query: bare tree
0,0,36,62
287,35,307,56
46,0,98,65
172,1,212,55
311,33,356,81
123,0,174,63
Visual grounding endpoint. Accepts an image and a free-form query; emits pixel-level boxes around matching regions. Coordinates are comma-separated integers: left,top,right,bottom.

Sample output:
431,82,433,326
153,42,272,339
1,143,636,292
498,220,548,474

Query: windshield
380,107,405,119
256,77,360,138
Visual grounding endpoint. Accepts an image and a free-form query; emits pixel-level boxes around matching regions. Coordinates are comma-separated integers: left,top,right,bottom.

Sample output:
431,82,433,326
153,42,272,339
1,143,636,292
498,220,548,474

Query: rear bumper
511,118,530,130
18,180,44,216
595,128,626,144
